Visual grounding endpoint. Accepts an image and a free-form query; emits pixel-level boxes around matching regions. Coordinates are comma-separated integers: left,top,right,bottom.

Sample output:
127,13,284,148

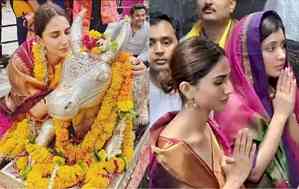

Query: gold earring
192,99,200,109
185,100,193,109
185,98,200,110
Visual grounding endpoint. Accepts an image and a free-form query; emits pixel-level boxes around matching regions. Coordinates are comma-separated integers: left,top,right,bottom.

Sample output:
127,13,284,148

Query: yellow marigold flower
91,47,101,55
105,159,116,174
0,119,29,157
53,156,65,165
117,100,134,112
27,178,48,189
85,162,106,182
49,63,62,89
97,149,107,162
26,163,54,189
95,139,105,151
32,42,47,82
89,30,102,39
121,117,134,162
82,176,109,189
0,140,15,155
113,157,126,173
116,52,131,62
55,165,83,188
124,148,134,162
11,143,25,156
16,156,28,171
27,144,53,163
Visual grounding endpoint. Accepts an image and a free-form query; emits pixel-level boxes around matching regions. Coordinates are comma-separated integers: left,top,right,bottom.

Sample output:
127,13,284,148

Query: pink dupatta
215,11,299,187
0,38,52,137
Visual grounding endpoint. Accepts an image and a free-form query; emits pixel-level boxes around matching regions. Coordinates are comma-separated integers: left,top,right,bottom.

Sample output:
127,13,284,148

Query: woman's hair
260,11,285,42
34,2,68,37
287,39,299,87
168,37,225,104
260,12,286,89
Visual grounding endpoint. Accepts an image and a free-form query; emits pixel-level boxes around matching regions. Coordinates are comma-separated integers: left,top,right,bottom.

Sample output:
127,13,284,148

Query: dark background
150,0,268,37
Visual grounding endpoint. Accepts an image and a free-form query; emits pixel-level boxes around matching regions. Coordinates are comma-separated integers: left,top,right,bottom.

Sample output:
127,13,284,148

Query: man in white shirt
149,13,181,125
105,4,149,63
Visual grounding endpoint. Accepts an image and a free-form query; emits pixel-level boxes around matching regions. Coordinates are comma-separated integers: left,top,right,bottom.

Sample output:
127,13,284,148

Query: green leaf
93,150,100,161
116,155,127,171
110,41,118,52
20,164,32,180
78,160,88,171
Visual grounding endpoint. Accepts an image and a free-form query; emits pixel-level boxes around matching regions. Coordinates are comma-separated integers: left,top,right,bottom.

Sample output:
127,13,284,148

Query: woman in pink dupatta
147,38,256,188
0,3,71,137
215,10,299,188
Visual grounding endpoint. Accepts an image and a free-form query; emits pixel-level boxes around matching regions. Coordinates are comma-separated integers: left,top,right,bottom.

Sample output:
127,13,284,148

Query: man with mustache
184,0,237,48
149,12,182,125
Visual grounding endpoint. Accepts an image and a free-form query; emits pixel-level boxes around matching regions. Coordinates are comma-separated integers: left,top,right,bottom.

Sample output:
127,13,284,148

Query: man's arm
137,22,149,62
104,20,125,40
137,41,148,62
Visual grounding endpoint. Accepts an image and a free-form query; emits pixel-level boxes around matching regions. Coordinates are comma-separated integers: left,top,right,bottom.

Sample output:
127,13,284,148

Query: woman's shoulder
150,134,220,188
9,53,32,75
11,38,39,74
150,111,179,145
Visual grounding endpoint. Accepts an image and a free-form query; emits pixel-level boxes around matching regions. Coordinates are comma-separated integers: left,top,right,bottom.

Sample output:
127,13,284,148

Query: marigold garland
0,119,30,157
49,63,63,89
122,116,135,163
26,163,54,189
117,55,135,162
16,156,28,171
0,50,136,188
32,42,47,82
82,156,126,188
80,53,134,188
52,52,134,188
53,163,86,188
32,41,63,87
54,58,127,163
26,143,53,164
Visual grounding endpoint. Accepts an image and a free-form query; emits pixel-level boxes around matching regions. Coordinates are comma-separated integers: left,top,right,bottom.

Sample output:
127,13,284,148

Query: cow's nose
64,101,72,110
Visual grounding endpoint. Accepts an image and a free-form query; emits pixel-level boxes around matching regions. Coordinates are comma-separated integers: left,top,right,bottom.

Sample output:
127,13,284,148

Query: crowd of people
0,0,299,188
146,0,299,188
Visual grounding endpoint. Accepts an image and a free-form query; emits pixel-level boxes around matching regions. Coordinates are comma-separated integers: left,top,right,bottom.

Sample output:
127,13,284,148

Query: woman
215,11,299,188
0,2,145,137
149,37,256,188
0,2,71,137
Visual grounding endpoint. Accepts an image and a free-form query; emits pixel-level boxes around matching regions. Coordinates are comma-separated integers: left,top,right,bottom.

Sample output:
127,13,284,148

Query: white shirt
149,79,181,125
105,19,149,62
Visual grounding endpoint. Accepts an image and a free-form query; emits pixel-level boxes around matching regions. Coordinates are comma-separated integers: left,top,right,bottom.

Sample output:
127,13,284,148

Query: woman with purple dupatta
215,10,299,188
148,38,256,188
